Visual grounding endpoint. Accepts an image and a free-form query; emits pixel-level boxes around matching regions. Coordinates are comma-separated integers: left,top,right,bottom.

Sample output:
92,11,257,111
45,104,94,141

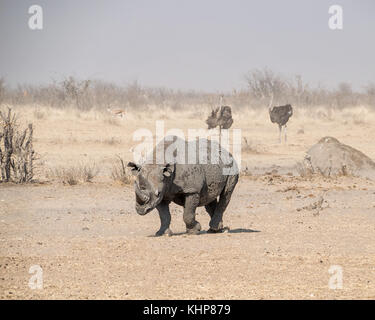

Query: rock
302,137,375,180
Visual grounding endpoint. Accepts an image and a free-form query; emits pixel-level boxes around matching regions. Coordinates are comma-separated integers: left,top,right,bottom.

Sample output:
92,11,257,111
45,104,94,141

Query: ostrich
206,95,233,130
268,95,293,143
206,101,233,149
206,105,233,130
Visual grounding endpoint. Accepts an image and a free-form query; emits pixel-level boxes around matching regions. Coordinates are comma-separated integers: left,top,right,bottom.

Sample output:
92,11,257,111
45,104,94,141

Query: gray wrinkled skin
128,136,239,236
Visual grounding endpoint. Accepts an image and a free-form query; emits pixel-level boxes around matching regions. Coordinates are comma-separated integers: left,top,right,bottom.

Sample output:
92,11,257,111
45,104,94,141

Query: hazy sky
0,0,374,91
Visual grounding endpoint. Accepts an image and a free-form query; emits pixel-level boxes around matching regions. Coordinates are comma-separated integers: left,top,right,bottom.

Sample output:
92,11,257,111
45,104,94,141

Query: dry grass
47,162,100,185
33,109,46,120
102,137,122,145
242,137,262,154
103,117,121,126
295,161,313,178
2,103,374,184
110,156,132,185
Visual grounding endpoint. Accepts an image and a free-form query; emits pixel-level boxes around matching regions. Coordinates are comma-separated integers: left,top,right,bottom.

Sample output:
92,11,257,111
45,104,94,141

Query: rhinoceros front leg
184,194,201,235
155,201,173,236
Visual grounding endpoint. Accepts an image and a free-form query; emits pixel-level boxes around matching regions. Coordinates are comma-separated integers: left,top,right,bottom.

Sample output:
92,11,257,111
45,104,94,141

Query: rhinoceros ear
163,163,174,177
127,162,140,175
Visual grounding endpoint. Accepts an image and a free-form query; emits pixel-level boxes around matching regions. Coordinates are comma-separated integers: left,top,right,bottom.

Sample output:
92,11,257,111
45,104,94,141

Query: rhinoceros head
127,162,174,215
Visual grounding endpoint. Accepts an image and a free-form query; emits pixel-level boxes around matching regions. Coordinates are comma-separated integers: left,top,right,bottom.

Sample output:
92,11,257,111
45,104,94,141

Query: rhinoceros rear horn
127,162,140,175
163,163,174,177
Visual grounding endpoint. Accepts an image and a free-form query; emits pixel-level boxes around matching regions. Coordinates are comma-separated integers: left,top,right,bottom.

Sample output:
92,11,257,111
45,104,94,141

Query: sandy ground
1,105,375,299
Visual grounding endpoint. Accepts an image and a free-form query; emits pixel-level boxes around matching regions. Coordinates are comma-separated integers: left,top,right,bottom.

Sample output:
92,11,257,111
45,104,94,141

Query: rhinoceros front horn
135,182,150,204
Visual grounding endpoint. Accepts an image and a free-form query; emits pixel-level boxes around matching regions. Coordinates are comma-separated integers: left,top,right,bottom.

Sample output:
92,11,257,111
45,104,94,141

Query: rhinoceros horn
135,182,150,203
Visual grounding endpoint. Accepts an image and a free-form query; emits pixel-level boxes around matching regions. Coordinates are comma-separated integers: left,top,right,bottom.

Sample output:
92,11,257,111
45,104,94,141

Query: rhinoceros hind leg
209,175,238,231
206,199,224,232
205,199,217,218
184,194,201,235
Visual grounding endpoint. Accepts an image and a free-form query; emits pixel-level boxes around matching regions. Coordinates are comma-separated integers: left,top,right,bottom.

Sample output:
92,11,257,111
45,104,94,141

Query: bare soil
1,175,375,299
1,105,375,299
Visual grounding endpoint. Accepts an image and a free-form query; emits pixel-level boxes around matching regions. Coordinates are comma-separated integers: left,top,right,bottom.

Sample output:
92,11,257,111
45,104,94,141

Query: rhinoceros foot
186,221,201,235
207,226,230,234
155,228,173,237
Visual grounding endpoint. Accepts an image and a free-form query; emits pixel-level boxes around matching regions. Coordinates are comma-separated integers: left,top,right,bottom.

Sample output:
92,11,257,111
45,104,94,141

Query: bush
0,71,374,111
111,156,132,185
47,162,100,185
0,108,36,183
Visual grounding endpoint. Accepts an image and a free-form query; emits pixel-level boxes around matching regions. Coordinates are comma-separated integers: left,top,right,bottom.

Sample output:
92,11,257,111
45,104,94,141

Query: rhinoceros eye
138,175,148,189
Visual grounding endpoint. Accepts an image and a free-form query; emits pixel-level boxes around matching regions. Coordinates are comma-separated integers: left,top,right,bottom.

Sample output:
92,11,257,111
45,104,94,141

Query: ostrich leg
278,124,282,143
284,125,287,143
219,125,222,147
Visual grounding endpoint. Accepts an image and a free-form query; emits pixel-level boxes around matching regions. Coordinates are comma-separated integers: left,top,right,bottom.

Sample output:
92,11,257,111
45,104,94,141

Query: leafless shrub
240,166,252,176
0,108,36,183
295,161,313,178
365,83,375,107
1,71,374,111
81,162,100,182
297,194,326,216
47,167,79,185
242,137,260,154
334,82,358,108
47,162,99,185
102,137,121,145
0,77,5,105
50,137,63,144
103,117,120,126
244,67,289,101
297,128,305,134
33,109,46,120
353,117,366,125
61,76,91,110
111,156,132,185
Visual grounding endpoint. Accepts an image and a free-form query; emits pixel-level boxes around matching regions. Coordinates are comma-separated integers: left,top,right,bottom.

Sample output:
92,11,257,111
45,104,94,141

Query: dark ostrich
269,104,293,143
206,106,233,130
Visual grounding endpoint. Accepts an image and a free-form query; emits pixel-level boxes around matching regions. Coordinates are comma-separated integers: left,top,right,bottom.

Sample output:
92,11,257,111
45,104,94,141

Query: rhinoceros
127,136,239,236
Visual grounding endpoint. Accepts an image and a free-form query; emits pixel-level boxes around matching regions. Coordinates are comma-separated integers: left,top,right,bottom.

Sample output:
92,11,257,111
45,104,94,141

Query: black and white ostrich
268,96,293,143
206,105,233,130
206,96,233,146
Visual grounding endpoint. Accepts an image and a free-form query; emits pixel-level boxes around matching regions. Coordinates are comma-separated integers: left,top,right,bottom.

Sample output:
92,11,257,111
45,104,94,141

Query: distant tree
365,83,375,107
244,68,289,101
0,77,5,104
61,76,91,109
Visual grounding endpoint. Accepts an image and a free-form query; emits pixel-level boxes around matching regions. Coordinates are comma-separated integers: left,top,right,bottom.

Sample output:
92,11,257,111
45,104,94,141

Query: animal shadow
158,227,260,237
227,228,260,234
